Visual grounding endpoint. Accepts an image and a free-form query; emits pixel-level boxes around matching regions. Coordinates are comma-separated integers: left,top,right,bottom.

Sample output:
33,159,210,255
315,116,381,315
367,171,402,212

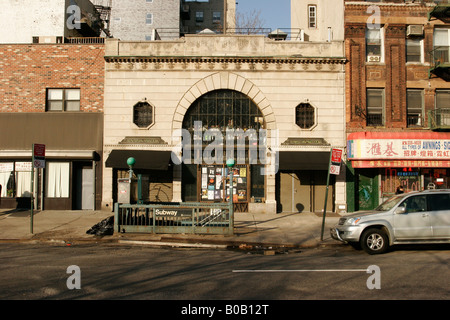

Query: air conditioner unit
368,55,381,62
407,25,423,37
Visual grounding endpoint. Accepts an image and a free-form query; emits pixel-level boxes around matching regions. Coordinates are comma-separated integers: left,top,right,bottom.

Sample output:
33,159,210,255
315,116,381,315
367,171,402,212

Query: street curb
0,236,344,251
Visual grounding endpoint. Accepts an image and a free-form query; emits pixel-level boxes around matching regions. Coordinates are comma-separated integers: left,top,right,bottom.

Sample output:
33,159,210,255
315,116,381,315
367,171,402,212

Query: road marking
233,269,367,273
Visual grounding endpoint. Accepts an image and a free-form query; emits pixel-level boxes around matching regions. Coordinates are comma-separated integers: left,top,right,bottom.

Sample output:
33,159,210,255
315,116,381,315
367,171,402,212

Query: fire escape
93,0,113,38
428,2,450,81
427,1,450,131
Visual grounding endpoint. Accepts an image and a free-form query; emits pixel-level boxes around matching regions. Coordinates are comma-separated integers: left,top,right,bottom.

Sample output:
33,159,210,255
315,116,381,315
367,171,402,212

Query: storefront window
46,162,70,198
381,167,421,200
423,168,449,190
0,163,14,198
182,90,266,209
15,162,32,198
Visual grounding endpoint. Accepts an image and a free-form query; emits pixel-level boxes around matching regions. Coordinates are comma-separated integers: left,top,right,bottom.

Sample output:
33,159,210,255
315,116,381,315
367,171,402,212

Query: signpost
321,148,342,241
31,144,45,234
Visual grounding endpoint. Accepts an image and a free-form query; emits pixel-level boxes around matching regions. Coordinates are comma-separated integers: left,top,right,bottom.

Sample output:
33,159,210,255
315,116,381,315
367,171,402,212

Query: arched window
295,103,315,129
182,90,265,133
133,101,154,128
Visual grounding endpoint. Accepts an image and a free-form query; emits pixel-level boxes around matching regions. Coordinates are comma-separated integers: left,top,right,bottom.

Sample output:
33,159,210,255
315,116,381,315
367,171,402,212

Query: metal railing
114,202,233,235
428,108,450,130
65,37,106,44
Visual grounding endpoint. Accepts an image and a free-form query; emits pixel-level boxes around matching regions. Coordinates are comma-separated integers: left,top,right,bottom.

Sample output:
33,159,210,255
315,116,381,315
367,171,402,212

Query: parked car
331,189,450,254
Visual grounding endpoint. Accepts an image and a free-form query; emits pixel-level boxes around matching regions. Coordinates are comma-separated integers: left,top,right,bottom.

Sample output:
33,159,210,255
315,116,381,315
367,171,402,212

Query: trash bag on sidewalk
86,216,114,236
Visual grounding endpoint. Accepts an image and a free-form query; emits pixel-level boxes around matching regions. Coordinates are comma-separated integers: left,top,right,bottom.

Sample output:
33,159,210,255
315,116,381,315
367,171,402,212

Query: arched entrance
181,89,267,212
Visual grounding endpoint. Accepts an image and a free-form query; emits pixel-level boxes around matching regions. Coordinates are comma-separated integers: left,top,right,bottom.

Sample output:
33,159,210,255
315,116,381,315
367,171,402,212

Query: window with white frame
407,89,424,127
146,13,153,25
366,88,384,126
406,38,423,63
366,27,383,63
433,28,450,64
308,5,317,28
46,88,80,112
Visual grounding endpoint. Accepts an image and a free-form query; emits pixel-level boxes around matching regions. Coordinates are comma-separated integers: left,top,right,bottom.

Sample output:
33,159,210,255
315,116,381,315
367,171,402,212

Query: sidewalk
0,208,343,250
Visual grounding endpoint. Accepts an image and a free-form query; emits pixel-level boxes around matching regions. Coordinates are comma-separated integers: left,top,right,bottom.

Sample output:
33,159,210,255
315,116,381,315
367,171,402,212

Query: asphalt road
0,242,448,305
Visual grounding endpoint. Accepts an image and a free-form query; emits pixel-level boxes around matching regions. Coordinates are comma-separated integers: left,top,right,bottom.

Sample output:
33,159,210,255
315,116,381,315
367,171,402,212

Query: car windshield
374,194,405,211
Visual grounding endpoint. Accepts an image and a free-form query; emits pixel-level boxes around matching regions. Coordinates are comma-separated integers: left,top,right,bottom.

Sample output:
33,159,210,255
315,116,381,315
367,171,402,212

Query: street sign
330,148,342,176
331,148,342,163
33,144,45,168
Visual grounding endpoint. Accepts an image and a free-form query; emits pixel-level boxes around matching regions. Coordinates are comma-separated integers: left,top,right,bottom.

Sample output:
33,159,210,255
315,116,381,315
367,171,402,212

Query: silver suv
331,189,450,254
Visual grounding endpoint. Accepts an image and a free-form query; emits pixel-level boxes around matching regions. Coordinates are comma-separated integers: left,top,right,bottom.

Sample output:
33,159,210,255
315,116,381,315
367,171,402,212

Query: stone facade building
102,35,347,214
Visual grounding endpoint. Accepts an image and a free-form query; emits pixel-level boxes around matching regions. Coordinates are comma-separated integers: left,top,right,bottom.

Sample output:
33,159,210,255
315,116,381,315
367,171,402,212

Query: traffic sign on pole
33,143,46,168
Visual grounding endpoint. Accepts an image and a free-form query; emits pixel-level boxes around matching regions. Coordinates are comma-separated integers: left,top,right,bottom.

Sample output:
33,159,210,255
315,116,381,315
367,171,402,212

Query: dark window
295,103,315,129
406,38,422,63
400,195,427,213
407,89,423,127
133,101,154,128
183,90,264,133
366,88,384,126
428,194,450,211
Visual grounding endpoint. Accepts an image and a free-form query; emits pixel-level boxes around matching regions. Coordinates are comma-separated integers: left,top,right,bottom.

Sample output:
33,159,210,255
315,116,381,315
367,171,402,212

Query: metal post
30,165,34,234
320,149,333,241
226,159,235,235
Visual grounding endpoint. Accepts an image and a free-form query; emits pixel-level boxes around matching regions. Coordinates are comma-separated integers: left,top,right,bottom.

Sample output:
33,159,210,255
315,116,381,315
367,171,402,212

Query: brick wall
345,1,450,132
0,44,105,113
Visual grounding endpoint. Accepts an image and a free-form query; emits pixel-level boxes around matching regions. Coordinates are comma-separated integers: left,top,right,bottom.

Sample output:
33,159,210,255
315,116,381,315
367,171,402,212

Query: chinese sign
352,160,450,168
348,139,450,160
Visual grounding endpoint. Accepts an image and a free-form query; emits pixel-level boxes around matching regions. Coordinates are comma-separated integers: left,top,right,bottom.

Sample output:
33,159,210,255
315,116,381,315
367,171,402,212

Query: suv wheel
360,228,389,254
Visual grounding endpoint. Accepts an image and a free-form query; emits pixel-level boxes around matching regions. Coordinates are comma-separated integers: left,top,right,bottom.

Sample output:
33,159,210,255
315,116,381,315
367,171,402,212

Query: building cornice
104,56,347,72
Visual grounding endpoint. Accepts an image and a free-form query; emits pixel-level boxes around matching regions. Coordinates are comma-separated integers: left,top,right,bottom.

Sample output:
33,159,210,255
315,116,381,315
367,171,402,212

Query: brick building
0,43,105,210
344,0,450,211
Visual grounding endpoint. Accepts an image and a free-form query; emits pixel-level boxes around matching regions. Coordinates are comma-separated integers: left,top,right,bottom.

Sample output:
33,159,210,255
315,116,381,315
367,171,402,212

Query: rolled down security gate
114,202,233,235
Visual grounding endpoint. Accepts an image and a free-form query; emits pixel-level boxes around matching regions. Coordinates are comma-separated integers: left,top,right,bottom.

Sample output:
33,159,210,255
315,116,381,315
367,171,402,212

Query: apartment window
213,12,221,24
133,101,154,128
433,28,450,64
308,5,317,28
295,103,315,129
406,38,422,63
436,90,450,109
146,13,153,25
46,88,80,112
366,28,382,62
366,89,384,126
196,11,204,23
407,89,424,127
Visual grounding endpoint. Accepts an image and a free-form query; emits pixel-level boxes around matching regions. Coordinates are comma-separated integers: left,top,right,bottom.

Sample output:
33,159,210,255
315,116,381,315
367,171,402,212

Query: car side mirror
395,207,406,214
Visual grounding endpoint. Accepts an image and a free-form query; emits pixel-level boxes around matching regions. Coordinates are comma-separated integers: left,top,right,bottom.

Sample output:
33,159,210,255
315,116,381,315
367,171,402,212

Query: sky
235,0,291,30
